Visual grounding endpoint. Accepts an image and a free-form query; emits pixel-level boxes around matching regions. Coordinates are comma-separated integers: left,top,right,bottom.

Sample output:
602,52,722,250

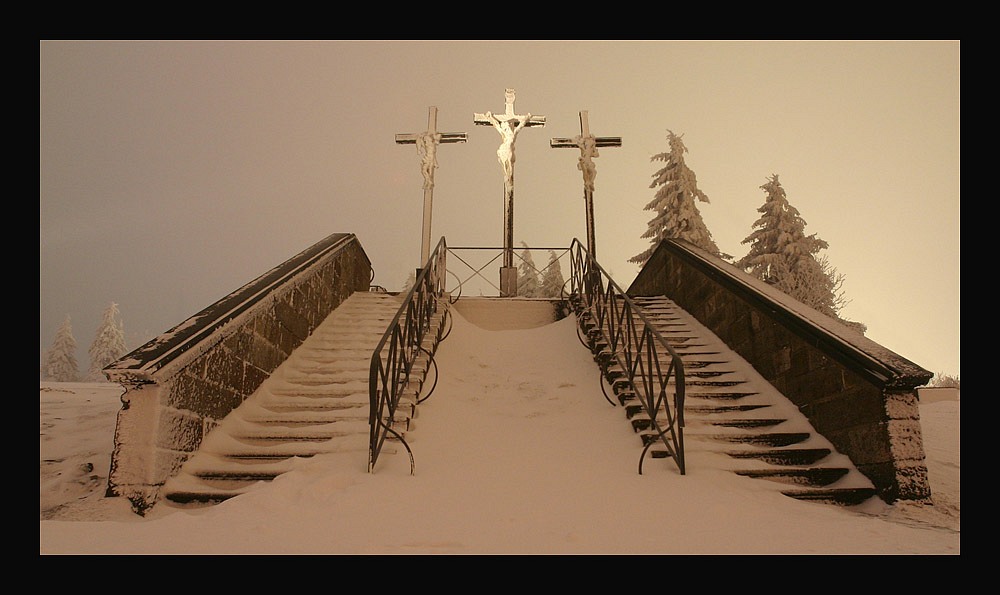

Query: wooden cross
550,110,621,259
474,89,546,297
396,106,467,266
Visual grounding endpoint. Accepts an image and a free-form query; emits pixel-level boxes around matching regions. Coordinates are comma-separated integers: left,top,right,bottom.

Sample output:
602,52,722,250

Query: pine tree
44,315,80,382
516,242,540,297
631,130,722,266
88,302,127,381
736,175,844,318
540,250,566,298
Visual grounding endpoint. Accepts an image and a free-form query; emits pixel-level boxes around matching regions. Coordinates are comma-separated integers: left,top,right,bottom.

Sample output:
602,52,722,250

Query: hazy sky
39,40,960,377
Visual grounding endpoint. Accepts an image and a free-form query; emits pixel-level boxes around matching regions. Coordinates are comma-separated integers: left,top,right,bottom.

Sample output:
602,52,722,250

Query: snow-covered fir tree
88,302,127,381
736,175,845,319
540,250,566,298
44,315,79,382
631,130,722,266
516,242,540,297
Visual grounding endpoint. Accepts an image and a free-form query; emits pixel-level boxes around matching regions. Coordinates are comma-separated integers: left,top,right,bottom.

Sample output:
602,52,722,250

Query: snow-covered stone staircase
589,295,879,506
160,291,440,506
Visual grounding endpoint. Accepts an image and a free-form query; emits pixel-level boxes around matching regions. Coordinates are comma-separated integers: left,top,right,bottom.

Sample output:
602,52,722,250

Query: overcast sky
39,40,960,377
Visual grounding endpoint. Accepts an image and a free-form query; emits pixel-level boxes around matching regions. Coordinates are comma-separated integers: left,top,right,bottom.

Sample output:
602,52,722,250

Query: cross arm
474,113,547,127
550,136,622,148
396,132,468,144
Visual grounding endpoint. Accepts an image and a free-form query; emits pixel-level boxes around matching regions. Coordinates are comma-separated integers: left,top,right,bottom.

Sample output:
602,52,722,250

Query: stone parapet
105,233,372,514
628,239,933,503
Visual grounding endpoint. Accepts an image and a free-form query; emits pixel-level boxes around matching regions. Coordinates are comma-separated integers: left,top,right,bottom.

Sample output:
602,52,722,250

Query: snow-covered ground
40,308,959,555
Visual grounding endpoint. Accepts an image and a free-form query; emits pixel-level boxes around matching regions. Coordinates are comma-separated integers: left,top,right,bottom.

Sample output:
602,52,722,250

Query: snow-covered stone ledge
628,239,934,503
104,233,372,514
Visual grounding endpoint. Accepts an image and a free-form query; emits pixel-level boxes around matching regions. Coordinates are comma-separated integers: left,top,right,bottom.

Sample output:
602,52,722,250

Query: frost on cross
474,88,546,192
473,88,546,295
415,131,441,190
395,106,467,264
484,109,530,190
550,111,621,259
574,134,599,192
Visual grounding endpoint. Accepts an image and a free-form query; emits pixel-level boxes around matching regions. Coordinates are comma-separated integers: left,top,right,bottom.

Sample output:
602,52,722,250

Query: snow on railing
368,237,449,474
568,238,686,475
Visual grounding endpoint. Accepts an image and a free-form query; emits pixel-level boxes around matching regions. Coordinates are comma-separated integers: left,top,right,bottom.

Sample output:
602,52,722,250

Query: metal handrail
568,238,686,475
369,237,449,474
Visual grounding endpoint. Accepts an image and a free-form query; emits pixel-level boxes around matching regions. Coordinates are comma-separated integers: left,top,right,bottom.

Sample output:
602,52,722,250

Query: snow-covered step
580,294,878,506
161,290,446,507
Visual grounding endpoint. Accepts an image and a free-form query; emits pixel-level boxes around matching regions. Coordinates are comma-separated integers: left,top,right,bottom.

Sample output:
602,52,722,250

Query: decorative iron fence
568,238,687,475
445,245,571,301
369,237,449,474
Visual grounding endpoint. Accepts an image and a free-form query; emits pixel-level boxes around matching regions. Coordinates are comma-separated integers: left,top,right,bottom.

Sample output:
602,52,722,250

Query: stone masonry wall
628,240,932,503
107,236,371,513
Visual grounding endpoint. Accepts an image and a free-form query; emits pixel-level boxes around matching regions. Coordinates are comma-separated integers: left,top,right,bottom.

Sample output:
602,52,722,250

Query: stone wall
105,233,372,513
628,240,933,503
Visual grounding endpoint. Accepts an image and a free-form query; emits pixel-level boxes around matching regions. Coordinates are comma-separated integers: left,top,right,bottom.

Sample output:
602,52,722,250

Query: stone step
583,293,877,507
734,467,849,487
159,291,446,507
617,391,759,408
269,381,369,395
685,403,772,415
725,448,833,466
781,487,879,506
229,423,375,444
696,432,812,447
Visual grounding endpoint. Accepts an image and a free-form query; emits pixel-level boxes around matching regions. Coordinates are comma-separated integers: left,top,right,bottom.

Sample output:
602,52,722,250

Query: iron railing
568,238,686,475
446,246,571,301
369,237,450,474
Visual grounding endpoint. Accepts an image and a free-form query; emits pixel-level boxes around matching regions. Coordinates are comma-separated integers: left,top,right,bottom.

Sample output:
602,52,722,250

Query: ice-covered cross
551,110,621,259
474,88,547,189
474,89,547,297
396,106,467,265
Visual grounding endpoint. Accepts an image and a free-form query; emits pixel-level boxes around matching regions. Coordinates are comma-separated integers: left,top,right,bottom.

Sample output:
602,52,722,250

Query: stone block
242,361,269,392
773,345,792,375
166,373,209,411
786,366,848,407
885,390,921,420
804,388,885,433
274,299,310,343
170,375,240,420
855,461,898,502
207,347,246,394
254,311,281,345
894,460,932,501
275,322,299,357
831,421,893,466
247,331,284,375
152,448,188,491
886,419,928,461
156,407,204,453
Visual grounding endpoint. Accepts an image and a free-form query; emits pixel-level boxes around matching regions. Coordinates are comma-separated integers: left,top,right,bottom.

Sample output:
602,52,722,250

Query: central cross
474,89,546,297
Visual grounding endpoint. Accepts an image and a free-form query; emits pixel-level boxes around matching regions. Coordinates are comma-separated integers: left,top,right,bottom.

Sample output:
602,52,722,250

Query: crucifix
474,89,546,297
396,106,468,266
551,110,621,260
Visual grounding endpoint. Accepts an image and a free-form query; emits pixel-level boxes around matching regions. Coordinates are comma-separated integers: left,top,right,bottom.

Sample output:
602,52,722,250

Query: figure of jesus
485,111,531,188
415,131,441,190
576,134,600,193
